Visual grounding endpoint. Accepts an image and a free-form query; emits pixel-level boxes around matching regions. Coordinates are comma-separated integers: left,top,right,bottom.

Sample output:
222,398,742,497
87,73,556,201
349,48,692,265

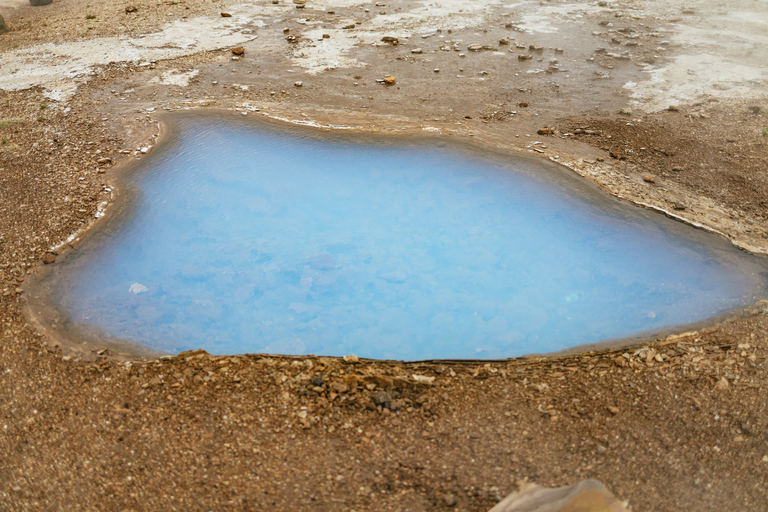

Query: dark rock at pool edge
29,0,53,6
0,15,7,34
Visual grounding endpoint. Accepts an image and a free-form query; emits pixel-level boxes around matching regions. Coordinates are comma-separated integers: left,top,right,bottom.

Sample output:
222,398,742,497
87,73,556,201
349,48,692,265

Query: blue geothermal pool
43,116,768,359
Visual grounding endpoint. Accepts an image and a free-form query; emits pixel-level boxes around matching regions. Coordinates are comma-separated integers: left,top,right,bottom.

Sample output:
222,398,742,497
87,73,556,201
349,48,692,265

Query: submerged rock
0,15,7,35
29,0,53,5
489,480,628,512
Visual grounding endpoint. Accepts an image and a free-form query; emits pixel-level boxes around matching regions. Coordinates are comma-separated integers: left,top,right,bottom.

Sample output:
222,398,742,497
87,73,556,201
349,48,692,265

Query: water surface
41,116,768,359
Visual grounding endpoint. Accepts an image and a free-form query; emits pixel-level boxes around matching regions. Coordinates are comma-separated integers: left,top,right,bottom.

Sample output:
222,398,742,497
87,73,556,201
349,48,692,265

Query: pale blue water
51,118,767,359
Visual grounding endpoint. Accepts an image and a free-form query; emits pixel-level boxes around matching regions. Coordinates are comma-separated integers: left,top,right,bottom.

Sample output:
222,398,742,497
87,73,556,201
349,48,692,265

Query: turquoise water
51,117,767,359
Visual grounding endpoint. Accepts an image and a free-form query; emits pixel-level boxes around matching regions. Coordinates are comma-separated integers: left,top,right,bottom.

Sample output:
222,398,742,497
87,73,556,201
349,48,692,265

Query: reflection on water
47,118,767,359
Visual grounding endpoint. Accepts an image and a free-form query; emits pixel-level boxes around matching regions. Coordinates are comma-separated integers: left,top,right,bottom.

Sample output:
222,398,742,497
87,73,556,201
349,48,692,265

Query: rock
537,127,554,135
125,5,137,13
748,106,761,114
715,377,730,391
310,375,324,386
342,354,359,363
505,22,513,28
607,406,619,415
42,253,56,264
673,203,686,210
330,382,349,393
293,0,305,3
643,174,655,183
221,12,232,17
411,48,423,54
668,105,680,112
518,54,532,61
382,76,396,85
322,33,330,38
468,44,493,51
596,444,607,455
29,0,53,5
614,356,627,368
294,81,303,87
489,480,628,512
619,108,632,115
444,493,458,507
372,391,392,408
342,23,356,29
97,157,112,165
499,38,510,45
231,46,245,55
381,36,399,45
671,166,684,172
0,15,7,35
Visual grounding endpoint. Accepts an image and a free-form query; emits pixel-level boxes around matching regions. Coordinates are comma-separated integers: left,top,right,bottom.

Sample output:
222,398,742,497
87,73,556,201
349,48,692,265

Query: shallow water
45,117,768,359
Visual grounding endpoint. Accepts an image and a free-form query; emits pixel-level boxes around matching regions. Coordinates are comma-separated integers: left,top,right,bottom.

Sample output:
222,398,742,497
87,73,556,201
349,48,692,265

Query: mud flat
1,0,767,510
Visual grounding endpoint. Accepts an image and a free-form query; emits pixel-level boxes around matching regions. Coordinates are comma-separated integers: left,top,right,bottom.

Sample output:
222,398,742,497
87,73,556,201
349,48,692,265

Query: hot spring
33,115,768,360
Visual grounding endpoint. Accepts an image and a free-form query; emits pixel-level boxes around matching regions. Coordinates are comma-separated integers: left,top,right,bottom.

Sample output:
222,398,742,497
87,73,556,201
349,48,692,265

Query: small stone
444,493,457,507
294,81,303,87
0,15,7,35
537,127,554,135
673,202,686,210
310,375,324,386
499,37,510,45
607,406,620,415
330,382,349,393
596,444,607,454
381,36,399,45
505,22,513,28
614,356,627,368
411,48,423,54
29,0,53,5
619,107,632,115
283,27,290,33
733,435,745,442
372,391,392,408
343,354,359,363
293,0,306,3
220,12,232,17
231,46,245,55
42,253,56,264
382,76,396,85
518,54,532,61
342,23,356,29
748,106,761,114
97,157,112,165
715,377,730,390
124,5,137,13
672,166,684,172
668,105,680,112
322,33,330,38
643,174,656,183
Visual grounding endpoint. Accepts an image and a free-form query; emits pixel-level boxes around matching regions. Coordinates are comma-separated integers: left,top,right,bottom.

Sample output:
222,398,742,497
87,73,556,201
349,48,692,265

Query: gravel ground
1,0,768,510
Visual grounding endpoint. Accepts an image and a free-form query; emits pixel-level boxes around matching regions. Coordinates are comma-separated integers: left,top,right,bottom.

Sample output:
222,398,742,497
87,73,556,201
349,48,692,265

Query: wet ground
1,0,767,510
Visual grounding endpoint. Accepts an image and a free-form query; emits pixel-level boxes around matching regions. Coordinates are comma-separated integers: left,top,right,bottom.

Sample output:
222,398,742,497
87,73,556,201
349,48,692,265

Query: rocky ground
1,0,767,510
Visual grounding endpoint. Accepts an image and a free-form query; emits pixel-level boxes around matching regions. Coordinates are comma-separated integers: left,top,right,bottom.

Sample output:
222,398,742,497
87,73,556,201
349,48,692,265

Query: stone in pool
34,115,768,360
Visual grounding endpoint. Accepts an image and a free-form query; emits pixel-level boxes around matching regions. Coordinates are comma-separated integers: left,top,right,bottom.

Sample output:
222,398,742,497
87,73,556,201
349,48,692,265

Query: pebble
596,444,607,454
220,12,232,17
444,493,457,507
411,48,423,54
382,76,396,85
372,391,392,408
499,38,510,45
715,377,730,390
330,382,349,393
673,203,686,210
343,354,359,363
381,36,399,45
643,174,655,183
42,253,56,264
607,406,620,415
537,127,554,135
231,46,245,56
96,157,112,165
124,5,137,13
0,15,6,35
294,81,303,87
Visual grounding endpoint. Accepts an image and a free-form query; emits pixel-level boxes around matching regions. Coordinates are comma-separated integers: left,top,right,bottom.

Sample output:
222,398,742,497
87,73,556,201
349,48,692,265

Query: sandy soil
1,0,767,510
